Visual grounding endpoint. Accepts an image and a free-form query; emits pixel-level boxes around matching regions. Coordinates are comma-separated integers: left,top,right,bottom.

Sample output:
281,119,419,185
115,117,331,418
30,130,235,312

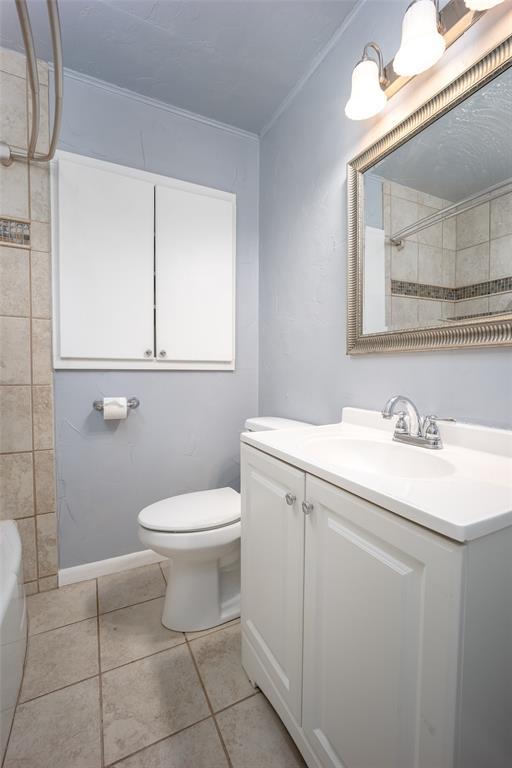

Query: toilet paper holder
93,397,140,412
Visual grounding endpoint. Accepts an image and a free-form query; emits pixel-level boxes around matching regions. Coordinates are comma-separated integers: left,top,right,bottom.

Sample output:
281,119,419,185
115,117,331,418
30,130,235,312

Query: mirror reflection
363,67,512,335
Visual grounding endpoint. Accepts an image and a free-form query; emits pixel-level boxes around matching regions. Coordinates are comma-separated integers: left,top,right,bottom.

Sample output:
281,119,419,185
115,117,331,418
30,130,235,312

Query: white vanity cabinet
241,446,306,722
302,475,462,768
241,442,511,768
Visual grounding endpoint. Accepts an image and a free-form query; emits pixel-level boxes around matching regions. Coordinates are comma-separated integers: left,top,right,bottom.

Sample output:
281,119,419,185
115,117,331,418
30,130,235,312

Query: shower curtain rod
0,0,63,167
390,177,512,248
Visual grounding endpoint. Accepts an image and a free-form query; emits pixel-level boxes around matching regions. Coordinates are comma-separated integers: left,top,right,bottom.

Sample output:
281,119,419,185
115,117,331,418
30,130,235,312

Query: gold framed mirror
347,35,512,354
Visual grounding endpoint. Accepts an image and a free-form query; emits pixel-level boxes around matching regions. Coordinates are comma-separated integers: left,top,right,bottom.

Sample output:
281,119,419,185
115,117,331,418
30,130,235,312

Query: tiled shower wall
454,193,512,317
0,47,58,593
384,181,512,328
384,181,456,330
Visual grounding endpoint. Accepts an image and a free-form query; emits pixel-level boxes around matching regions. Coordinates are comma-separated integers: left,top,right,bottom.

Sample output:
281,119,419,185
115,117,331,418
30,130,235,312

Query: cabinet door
303,476,462,768
241,445,305,722
155,184,235,366
55,153,155,361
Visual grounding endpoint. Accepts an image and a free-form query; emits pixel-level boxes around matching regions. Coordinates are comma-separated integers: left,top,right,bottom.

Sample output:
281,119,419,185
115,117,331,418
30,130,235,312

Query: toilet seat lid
138,487,240,533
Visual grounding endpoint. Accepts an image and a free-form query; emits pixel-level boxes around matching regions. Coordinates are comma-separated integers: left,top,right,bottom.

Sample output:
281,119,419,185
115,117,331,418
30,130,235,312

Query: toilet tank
244,416,311,432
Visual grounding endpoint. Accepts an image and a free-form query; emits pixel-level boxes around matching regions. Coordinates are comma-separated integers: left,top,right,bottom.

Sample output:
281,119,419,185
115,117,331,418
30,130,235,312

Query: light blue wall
55,74,259,568
259,0,512,430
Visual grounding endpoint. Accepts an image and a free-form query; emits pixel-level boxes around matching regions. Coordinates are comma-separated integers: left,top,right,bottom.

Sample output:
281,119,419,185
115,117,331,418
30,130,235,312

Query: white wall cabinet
241,444,511,768
52,151,236,370
155,185,235,363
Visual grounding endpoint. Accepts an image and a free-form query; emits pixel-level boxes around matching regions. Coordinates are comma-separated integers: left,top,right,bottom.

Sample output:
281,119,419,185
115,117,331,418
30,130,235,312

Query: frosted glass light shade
345,59,387,121
465,0,504,8
394,0,446,76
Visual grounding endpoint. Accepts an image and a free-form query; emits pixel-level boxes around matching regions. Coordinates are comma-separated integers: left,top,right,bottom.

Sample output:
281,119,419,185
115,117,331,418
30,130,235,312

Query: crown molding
260,0,368,138
48,63,259,142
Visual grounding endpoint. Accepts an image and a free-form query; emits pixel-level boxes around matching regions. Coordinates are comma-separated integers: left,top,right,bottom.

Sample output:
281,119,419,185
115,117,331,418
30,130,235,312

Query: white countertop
241,408,512,543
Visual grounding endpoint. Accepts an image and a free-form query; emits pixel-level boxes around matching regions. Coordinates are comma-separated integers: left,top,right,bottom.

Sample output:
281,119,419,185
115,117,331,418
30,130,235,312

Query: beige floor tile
102,644,209,765
28,579,97,635
100,596,185,671
98,564,166,614
4,677,102,768
216,693,306,768
112,718,229,768
20,618,98,702
185,616,240,641
190,624,254,711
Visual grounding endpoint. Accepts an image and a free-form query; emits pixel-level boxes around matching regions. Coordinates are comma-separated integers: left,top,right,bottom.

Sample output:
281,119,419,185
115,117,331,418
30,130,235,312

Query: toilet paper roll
102,397,128,420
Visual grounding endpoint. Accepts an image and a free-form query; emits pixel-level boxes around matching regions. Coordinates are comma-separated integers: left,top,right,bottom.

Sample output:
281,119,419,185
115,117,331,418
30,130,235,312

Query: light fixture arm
361,42,388,87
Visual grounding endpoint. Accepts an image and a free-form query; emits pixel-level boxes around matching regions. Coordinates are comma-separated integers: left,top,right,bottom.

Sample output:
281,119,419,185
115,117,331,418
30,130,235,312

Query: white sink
300,436,455,479
241,407,512,542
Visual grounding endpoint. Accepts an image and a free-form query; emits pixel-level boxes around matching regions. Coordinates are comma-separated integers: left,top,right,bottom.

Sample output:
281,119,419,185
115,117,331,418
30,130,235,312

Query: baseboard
58,549,167,586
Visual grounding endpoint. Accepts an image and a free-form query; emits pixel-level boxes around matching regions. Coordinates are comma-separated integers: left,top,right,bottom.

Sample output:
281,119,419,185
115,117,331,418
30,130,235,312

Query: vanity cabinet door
302,476,463,768
241,445,305,723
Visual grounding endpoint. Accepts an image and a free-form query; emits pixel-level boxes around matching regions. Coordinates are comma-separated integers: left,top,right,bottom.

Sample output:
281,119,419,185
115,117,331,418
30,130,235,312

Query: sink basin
300,437,455,479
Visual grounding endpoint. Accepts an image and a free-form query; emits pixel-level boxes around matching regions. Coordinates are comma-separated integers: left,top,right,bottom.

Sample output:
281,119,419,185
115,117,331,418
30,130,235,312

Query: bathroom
0,0,511,766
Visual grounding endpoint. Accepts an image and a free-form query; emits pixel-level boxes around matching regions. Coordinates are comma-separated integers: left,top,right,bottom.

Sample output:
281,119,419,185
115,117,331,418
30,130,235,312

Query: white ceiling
370,67,512,203
0,0,359,134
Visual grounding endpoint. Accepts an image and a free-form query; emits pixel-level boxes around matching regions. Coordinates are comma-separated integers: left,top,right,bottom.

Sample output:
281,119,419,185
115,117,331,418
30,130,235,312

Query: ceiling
0,0,359,134
370,67,512,203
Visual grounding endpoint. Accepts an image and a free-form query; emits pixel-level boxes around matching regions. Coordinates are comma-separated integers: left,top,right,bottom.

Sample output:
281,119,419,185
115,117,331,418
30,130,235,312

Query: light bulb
345,59,387,121
464,0,504,9
394,0,446,76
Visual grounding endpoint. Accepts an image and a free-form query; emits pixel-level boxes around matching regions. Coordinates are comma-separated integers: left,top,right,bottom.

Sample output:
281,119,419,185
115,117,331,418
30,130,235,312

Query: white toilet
137,416,310,632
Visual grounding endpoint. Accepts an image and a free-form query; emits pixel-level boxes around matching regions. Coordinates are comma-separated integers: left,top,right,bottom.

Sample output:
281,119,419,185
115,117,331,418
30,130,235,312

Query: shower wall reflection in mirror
363,67,512,336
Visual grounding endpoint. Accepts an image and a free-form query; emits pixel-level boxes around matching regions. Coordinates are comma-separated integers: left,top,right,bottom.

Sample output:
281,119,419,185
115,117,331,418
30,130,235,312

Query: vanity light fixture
345,42,388,121
394,0,446,76
464,0,504,9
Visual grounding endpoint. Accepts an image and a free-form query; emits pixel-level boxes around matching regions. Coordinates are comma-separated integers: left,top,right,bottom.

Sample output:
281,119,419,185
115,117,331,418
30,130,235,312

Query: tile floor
4,563,306,768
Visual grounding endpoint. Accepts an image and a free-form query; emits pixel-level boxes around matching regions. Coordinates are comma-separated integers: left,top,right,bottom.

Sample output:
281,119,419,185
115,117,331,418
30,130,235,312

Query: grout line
98,591,167,617
16,672,100,706
26,71,40,594
106,714,213,767
100,639,187,676
213,690,259,717
28,612,98,638
184,635,233,767
95,580,106,768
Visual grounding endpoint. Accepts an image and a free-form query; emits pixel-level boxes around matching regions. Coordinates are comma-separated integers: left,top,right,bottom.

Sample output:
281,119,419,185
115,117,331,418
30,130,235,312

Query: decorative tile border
0,217,30,248
391,276,512,301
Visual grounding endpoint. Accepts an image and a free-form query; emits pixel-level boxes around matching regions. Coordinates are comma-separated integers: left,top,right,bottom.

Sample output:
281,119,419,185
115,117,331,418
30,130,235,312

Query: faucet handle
424,415,456,424
394,410,409,435
423,415,456,442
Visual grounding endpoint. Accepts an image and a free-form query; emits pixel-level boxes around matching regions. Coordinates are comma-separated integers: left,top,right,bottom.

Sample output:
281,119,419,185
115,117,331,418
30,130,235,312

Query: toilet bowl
138,415,311,632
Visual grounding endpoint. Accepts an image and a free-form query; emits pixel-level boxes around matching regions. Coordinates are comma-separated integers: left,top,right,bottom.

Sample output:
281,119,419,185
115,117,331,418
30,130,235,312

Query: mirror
347,40,512,353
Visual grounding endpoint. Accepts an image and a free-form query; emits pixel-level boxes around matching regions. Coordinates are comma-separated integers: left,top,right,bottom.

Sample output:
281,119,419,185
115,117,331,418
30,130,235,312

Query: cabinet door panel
241,445,305,722
155,184,235,364
56,154,155,360
303,476,462,768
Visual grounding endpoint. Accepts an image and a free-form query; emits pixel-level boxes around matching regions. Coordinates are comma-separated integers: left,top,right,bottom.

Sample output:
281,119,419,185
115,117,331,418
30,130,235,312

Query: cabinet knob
285,493,296,506
159,350,167,358
144,349,153,358
302,501,314,516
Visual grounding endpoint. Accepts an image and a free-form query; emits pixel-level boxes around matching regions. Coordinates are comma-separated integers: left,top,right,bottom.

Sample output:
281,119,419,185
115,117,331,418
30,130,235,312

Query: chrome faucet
382,395,455,449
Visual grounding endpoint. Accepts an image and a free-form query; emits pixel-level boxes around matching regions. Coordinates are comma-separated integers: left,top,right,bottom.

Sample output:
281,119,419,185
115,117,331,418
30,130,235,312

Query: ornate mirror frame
347,35,512,354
